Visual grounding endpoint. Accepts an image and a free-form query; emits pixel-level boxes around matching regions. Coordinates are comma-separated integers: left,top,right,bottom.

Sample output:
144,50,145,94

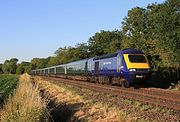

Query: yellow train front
118,48,151,86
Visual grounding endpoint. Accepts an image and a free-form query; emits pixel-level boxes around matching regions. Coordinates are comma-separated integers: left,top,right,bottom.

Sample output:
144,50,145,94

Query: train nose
125,69,151,84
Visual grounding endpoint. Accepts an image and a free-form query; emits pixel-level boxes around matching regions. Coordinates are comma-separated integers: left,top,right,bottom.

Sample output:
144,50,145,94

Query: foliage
88,30,122,56
16,62,31,74
2,58,18,74
0,64,3,74
0,74,19,105
30,58,50,70
53,43,90,65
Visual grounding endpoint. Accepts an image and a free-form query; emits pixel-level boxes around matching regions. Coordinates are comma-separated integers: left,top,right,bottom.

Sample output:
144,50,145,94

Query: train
32,48,151,87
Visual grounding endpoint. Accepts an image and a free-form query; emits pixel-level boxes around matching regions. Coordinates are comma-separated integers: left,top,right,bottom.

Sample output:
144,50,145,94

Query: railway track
37,76,180,111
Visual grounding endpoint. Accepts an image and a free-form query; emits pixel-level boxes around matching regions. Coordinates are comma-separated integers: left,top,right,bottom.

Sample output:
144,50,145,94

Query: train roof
56,64,66,67
117,48,144,54
93,48,144,61
93,52,118,61
66,58,88,65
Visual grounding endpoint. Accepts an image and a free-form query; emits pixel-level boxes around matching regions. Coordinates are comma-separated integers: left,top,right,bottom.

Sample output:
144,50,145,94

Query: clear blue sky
0,0,165,63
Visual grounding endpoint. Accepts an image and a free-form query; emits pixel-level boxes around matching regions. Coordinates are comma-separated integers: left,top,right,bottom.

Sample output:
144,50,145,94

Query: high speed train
32,48,151,87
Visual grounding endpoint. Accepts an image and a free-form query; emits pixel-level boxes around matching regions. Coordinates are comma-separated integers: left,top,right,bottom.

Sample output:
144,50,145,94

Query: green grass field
0,74,19,105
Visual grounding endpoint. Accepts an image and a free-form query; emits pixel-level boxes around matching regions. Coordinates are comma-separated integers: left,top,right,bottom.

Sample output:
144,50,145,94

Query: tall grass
0,74,48,122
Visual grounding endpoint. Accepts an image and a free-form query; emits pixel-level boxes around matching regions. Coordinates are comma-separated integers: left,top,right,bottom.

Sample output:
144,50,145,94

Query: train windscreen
128,55,147,63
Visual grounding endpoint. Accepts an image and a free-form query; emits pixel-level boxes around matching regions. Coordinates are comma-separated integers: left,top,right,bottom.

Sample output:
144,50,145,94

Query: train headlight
129,68,136,72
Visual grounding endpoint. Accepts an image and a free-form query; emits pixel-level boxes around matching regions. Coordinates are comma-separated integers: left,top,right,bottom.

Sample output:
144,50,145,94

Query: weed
118,110,127,122
0,74,49,122
140,104,153,111
169,81,180,91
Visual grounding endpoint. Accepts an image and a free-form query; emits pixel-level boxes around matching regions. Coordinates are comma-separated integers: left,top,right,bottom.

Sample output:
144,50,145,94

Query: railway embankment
33,77,125,122
32,76,180,122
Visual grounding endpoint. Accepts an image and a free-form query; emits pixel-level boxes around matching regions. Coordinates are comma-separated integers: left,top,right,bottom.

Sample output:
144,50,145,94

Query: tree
2,58,18,74
47,57,60,67
31,58,49,70
74,43,89,60
88,30,122,57
0,64,3,74
16,62,31,74
2,60,10,74
122,7,148,49
9,58,18,74
146,0,180,67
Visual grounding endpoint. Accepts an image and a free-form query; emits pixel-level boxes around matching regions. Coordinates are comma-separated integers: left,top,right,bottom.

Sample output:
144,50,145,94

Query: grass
0,74,48,122
0,74,19,105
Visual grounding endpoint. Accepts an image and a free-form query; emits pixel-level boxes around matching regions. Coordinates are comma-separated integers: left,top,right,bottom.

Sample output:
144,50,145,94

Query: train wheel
106,77,111,85
122,80,130,88
134,84,139,89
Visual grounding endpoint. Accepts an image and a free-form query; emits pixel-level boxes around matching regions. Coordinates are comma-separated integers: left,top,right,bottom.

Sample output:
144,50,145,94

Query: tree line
0,0,179,86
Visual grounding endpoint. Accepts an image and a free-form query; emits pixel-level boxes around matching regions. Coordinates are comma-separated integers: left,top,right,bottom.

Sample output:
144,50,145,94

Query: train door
117,54,124,73
94,62,99,75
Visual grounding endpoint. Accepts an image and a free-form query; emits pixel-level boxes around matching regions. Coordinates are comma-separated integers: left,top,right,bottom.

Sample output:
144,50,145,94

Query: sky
0,0,165,63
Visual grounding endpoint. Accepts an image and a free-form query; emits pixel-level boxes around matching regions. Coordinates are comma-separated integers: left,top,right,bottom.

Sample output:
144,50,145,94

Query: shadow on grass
47,100,84,122
38,88,84,122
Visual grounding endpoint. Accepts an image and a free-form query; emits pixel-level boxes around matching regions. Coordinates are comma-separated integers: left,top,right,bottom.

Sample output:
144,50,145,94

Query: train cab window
128,55,147,63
